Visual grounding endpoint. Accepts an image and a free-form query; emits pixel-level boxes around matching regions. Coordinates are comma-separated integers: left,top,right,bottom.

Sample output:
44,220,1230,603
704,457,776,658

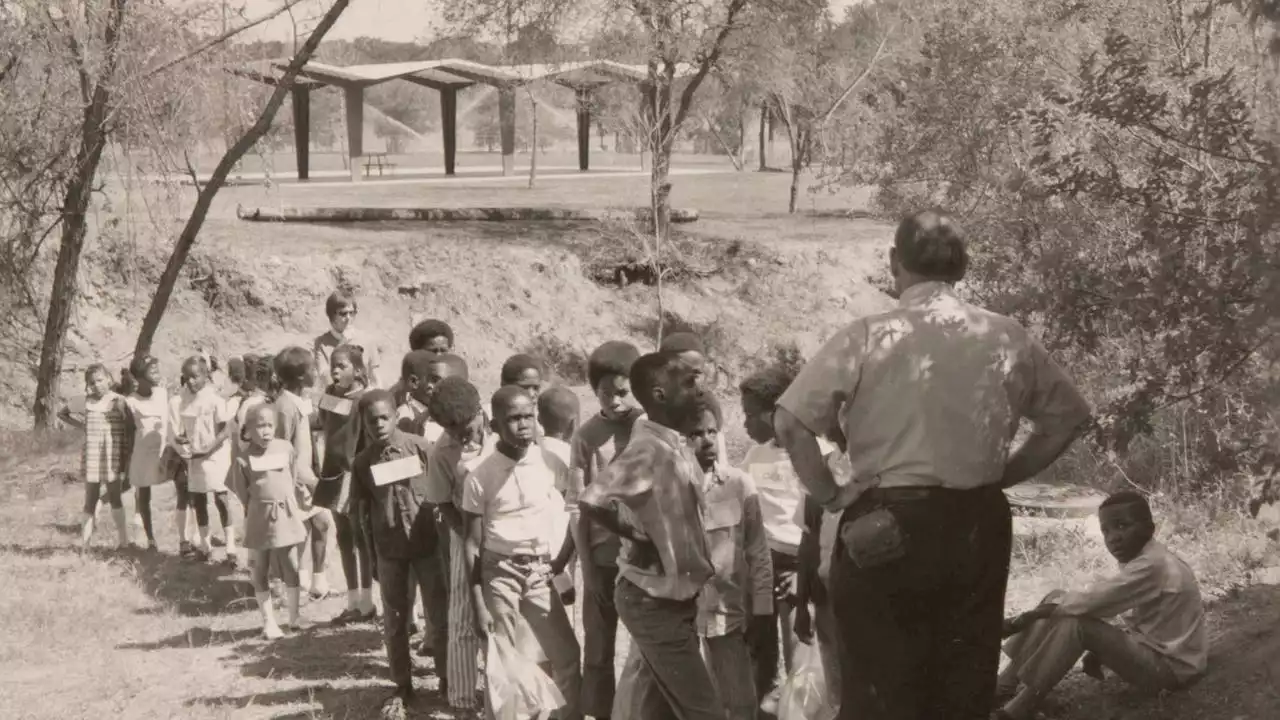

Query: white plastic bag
778,641,838,720
486,634,565,720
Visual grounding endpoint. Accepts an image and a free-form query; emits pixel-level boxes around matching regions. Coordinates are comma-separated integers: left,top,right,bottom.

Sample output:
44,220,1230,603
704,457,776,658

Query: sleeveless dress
83,393,130,485
231,438,308,550
126,388,170,488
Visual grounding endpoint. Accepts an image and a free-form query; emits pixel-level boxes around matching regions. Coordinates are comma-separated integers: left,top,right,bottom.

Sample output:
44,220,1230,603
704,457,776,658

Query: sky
239,0,864,45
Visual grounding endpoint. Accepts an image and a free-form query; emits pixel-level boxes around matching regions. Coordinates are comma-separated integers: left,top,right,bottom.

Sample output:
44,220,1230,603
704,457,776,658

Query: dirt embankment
0,216,895,430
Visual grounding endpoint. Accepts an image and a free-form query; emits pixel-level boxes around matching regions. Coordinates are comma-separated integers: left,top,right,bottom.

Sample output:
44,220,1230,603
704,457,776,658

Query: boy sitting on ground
994,490,1208,720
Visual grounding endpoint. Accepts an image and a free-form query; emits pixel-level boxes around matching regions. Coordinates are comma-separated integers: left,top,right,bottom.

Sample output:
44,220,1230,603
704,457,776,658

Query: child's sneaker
760,688,780,715
179,541,196,558
379,690,411,720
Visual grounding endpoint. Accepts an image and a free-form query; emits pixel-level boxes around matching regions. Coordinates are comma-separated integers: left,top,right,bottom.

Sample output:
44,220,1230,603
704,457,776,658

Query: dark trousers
748,550,798,702
831,486,1012,720
614,577,723,720
378,550,449,692
583,561,620,717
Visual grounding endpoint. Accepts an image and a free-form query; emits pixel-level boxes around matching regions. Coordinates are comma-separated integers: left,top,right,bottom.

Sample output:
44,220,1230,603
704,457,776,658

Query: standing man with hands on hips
773,210,1093,720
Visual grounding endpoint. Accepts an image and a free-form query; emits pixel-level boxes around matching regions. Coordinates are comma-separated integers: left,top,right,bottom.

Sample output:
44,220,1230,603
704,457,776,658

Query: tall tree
133,0,352,357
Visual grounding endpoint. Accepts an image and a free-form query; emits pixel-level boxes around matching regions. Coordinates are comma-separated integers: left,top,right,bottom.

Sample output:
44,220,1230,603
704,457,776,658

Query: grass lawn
3,171,1280,718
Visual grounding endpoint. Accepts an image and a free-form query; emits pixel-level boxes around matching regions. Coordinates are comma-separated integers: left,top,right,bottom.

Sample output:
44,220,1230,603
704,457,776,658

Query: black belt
861,485,1003,504
505,553,551,565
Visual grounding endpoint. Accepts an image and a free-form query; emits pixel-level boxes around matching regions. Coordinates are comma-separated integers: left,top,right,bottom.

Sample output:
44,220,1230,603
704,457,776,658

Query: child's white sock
347,589,360,611
311,570,330,597
80,513,95,548
176,510,189,545
224,525,237,554
360,587,376,613
285,587,308,629
256,591,283,639
198,526,212,552
111,508,129,546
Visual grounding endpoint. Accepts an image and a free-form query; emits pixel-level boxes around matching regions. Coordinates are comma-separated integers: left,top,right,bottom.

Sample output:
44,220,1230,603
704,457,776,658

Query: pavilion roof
240,57,694,91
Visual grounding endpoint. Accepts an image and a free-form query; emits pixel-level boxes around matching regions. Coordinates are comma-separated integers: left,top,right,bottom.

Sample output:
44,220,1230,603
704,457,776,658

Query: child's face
493,394,536,450
181,359,208,393
594,374,635,419
687,409,720,472
330,353,357,390
1099,503,1153,564
136,358,161,389
410,362,451,404
364,399,397,444
422,335,451,354
86,370,112,399
444,412,486,451
330,303,356,334
742,395,775,445
513,368,542,399
246,407,276,448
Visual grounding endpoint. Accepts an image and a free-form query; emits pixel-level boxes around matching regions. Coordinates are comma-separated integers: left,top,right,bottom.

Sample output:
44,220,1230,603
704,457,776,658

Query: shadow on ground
188,684,455,719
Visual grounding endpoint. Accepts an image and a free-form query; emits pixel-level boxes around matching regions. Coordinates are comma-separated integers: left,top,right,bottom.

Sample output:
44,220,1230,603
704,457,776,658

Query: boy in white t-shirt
738,366,809,706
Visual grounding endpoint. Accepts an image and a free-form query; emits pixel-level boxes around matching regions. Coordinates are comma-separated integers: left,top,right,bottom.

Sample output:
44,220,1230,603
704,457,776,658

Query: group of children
61,288,1215,720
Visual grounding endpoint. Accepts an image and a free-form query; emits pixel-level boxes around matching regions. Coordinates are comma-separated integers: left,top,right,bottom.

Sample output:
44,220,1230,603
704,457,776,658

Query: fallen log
236,205,700,224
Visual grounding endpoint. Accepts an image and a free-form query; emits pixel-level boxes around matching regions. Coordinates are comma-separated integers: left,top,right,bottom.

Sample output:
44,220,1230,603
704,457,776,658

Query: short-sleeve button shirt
778,281,1091,498
461,445,570,557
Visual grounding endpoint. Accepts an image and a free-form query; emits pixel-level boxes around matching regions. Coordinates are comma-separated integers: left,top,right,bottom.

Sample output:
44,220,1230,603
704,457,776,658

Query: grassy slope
2,170,1279,718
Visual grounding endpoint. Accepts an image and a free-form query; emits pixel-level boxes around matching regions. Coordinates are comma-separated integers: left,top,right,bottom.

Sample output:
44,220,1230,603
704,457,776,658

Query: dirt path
2,451,1279,719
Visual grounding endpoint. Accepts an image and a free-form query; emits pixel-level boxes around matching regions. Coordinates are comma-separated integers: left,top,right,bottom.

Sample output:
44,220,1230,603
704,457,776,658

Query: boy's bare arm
463,512,492,635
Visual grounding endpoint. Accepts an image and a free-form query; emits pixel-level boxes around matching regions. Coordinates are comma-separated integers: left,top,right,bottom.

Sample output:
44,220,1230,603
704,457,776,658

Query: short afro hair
893,210,968,283
401,349,441,381
325,290,358,319
660,332,705,355
428,376,482,427
357,388,395,416
409,319,454,351
437,353,469,380
538,386,580,434
629,352,675,414
739,366,797,409
226,356,246,384
491,384,532,419
588,341,641,389
273,346,314,389
501,353,544,385
1099,490,1154,527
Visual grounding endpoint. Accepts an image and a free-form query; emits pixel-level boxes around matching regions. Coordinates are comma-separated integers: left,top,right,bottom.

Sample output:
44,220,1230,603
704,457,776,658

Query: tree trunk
31,0,129,431
758,102,769,171
788,130,811,214
528,92,538,189
132,0,351,358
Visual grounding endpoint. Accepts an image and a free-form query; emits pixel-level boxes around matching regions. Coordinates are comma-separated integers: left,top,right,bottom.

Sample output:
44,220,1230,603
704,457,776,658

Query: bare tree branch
672,0,750,133
142,0,312,79
818,29,890,125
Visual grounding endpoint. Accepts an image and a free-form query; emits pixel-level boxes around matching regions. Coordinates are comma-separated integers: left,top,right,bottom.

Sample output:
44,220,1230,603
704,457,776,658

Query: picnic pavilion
237,58,682,182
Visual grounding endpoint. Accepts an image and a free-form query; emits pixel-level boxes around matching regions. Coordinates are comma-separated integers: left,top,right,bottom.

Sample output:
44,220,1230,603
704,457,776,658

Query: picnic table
362,152,397,177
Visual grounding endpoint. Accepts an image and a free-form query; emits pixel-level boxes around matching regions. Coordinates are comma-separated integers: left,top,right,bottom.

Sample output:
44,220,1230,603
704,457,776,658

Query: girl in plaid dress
59,364,133,548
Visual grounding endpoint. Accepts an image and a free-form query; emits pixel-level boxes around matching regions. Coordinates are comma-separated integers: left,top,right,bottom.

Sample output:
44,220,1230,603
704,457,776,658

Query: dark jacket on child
351,429,438,559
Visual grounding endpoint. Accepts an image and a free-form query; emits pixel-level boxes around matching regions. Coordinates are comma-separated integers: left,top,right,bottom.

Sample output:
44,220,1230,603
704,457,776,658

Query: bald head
893,210,968,284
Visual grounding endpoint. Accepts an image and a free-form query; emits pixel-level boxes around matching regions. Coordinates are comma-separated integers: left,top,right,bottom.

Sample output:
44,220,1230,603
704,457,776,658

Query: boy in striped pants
424,377,491,716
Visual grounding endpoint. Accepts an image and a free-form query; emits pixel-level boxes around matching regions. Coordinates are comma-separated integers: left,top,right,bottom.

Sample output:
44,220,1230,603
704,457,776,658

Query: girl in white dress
126,354,169,551
171,356,235,562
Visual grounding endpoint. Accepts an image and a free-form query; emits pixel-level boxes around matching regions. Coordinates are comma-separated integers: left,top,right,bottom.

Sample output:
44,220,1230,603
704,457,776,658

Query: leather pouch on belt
840,507,907,569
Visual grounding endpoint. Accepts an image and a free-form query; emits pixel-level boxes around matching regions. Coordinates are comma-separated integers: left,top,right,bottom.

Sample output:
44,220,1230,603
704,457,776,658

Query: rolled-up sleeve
776,321,868,440
1022,340,1092,436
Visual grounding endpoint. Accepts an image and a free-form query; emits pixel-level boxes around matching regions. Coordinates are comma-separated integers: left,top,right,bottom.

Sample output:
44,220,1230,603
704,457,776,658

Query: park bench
362,152,397,177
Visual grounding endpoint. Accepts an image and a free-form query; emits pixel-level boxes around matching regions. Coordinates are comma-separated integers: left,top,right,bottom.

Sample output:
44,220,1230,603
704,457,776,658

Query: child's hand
793,604,814,645
473,599,494,638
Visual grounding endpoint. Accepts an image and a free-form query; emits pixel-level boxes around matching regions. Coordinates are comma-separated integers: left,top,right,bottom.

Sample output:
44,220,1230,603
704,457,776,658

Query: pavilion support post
499,85,516,176
758,102,769,171
344,85,364,183
440,86,458,176
291,86,311,181
576,87,591,172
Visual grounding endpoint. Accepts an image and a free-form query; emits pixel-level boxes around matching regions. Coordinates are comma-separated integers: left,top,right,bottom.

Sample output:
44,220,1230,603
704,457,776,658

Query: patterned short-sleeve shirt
778,281,1091,502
